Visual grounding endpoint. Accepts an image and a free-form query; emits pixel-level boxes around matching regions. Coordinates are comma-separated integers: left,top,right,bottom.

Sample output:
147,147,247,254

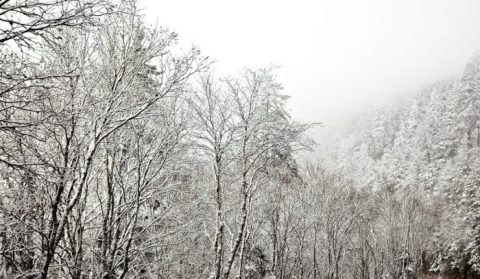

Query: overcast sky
139,0,480,125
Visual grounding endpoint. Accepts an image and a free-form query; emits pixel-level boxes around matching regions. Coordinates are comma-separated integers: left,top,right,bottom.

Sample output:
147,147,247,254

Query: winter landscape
1,0,480,278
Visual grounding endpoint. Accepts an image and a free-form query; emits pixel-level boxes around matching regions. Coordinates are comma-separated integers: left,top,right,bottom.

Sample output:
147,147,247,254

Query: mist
139,0,480,125
3,1,480,278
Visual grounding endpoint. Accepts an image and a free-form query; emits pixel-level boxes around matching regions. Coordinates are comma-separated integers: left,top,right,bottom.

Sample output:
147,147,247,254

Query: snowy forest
0,0,479,278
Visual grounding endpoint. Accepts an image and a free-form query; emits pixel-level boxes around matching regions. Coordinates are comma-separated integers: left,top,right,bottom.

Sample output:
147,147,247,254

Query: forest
0,0,479,278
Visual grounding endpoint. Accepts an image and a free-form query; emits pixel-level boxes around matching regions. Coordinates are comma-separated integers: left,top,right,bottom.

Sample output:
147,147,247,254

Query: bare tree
189,75,236,279
0,0,112,45
223,68,310,279
0,2,206,277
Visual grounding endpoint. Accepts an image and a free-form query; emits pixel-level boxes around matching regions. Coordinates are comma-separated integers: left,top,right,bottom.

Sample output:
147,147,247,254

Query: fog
2,1,480,277
139,0,480,125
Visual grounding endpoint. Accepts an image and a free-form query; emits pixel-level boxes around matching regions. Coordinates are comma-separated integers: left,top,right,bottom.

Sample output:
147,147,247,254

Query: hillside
318,52,480,276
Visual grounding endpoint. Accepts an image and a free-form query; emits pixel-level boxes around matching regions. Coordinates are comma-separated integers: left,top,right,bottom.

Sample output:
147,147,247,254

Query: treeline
319,52,480,277
0,0,478,278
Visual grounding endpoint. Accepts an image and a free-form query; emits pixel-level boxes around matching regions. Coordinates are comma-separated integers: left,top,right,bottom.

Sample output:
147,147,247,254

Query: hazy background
139,0,480,126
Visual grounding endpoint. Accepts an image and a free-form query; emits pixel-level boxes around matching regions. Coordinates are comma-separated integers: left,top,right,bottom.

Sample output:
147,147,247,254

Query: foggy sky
139,0,480,125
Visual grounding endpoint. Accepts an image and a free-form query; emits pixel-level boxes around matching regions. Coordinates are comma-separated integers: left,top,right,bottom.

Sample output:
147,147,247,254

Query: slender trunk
118,186,142,279
313,225,318,279
71,196,87,279
213,153,224,279
235,233,246,278
224,124,250,279
40,249,54,279
102,152,115,278
223,175,248,279
41,142,97,279
236,202,251,279
271,209,278,274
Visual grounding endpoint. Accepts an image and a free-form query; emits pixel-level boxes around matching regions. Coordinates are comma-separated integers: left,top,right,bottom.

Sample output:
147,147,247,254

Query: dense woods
0,0,478,278
317,52,480,278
